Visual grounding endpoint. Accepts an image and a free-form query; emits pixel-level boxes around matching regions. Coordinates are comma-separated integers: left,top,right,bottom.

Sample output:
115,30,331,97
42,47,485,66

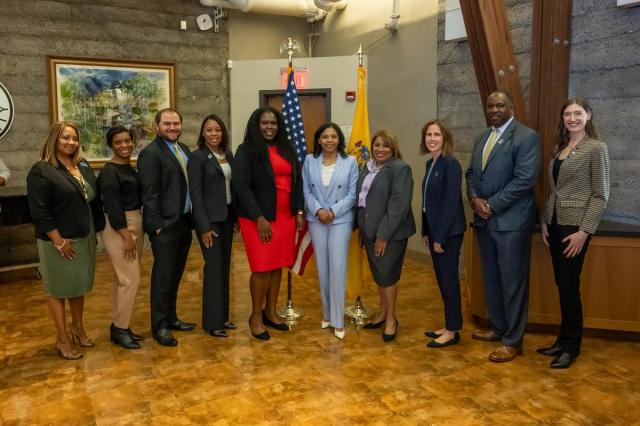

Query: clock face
0,82,15,140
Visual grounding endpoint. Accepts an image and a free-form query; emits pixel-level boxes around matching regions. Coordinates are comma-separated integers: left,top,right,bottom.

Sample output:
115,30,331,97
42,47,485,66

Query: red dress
239,146,296,272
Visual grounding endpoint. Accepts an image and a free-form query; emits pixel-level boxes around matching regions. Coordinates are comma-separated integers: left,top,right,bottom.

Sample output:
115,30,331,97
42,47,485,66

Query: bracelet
54,239,66,251
297,210,304,215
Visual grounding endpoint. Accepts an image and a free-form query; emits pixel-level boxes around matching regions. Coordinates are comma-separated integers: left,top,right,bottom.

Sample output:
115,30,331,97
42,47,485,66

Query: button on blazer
542,138,609,234
188,146,236,235
27,159,105,240
302,153,358,225
421,154,466,244
465,119,541,231
137,136,191,235
355,158,416,242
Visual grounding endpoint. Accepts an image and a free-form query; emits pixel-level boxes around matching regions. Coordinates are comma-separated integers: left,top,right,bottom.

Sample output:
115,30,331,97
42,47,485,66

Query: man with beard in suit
138,108,195,346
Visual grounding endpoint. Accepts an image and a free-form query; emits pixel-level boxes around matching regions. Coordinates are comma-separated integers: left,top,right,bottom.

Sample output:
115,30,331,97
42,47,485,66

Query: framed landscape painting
48,57,175,166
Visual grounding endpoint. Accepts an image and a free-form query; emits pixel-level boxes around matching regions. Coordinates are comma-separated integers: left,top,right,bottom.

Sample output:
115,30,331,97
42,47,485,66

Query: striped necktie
173,143,188,181
482,128,498,170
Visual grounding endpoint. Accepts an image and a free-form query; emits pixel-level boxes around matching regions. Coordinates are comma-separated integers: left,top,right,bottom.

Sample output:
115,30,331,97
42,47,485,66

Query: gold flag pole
344,44,371,326
277,37,304,322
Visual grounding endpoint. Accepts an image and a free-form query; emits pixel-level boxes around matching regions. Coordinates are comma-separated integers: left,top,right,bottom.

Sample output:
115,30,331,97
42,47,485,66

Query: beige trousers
101,210,144,328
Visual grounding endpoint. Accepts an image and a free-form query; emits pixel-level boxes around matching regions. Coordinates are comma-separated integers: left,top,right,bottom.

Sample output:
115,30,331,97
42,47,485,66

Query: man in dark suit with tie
465,91,541,362
138,108,195,346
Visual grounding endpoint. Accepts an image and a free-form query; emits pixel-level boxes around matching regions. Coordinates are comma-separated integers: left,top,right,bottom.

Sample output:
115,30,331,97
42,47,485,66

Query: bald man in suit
465,91,541,362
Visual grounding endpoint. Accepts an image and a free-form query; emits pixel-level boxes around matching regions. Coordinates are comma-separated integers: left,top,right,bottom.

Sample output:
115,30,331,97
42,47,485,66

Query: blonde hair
40,121,82,167
372,129,402,160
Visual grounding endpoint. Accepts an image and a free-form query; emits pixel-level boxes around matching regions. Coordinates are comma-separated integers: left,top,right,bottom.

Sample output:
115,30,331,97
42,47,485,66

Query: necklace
322,154,337,166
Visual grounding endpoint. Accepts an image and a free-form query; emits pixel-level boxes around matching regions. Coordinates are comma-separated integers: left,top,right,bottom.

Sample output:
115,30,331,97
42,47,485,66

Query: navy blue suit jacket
421,154,466,244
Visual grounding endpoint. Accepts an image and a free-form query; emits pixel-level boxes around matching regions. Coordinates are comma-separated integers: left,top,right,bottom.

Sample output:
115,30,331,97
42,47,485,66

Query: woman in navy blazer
303,123,358,340
420,120,466,348
187,115,237,338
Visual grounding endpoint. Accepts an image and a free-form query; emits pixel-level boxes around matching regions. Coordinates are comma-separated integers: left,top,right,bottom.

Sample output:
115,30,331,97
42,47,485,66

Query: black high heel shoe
127,328,144,341
110,324,141,349
262,310,289,331
363,319,386,329
383,320,398,342
249,320,270,341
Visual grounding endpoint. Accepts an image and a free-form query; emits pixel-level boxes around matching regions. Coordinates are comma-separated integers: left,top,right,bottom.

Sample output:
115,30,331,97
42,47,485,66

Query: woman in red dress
232,107,305,340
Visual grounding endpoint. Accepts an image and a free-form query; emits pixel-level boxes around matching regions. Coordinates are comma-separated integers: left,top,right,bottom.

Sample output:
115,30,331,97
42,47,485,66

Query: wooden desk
465,222,640,333
0,187,39,275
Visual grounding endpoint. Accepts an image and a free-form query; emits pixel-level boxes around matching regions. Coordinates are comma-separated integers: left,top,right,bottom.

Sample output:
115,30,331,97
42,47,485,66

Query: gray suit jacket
356,158,416,241
542,138,609,234
465,119,541,231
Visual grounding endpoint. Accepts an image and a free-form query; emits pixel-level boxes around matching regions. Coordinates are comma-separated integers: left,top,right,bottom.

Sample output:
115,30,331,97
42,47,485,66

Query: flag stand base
277,300,304,321
345,297,370,326
277,271,304,322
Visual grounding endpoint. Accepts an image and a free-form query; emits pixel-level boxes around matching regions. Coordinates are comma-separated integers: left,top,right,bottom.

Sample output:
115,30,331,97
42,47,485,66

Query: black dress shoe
424,331,442,339
537,342,563,357
427,332,460,348
550,352,577,369
262,311,289,331
169,320,196,331
224,321,237,330
110,324,141,349
383,321,398,342
363,319,386,329
127,328,144,341
154,328,178,346
208,329,229,338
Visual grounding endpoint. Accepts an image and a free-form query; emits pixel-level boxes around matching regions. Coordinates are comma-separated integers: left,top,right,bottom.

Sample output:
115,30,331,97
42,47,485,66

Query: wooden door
261,89,331,154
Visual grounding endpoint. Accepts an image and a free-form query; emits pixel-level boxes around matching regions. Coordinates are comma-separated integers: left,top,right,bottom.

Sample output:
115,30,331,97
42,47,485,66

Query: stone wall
437,0,640,226
0,0,229,186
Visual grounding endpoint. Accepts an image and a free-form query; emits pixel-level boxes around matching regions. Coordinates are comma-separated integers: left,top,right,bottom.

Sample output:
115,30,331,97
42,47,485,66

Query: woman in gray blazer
303,123,358,340
538,97,610,369
356,129,416,342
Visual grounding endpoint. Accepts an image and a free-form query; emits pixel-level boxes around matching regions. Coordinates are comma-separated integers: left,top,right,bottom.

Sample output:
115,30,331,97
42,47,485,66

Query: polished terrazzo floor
1,242,640,425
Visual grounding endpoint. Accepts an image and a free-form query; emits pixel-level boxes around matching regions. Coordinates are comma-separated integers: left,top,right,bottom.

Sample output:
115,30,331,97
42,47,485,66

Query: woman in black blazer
232,107,305,340
26,121,105,360
419,120,466,348
188,115,237,338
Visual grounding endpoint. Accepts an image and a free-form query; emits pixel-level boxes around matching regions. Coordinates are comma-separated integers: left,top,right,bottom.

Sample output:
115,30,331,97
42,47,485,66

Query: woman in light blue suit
303,123,358,340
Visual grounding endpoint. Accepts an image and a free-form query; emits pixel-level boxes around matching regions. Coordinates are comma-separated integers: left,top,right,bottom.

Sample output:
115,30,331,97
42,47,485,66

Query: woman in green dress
27,121,105,360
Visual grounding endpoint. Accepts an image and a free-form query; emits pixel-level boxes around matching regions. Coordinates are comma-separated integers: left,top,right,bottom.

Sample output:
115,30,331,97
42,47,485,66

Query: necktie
174,144,188,181
482,128,498,170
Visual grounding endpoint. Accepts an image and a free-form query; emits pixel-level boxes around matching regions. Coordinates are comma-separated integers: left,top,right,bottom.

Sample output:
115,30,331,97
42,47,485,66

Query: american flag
282,68,313,276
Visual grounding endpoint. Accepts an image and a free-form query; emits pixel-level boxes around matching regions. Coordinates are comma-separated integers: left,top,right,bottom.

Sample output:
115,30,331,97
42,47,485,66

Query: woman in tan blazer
538,97,610,369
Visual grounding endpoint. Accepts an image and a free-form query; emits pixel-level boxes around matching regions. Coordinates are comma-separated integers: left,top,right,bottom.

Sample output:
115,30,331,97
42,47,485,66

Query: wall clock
0,81,15,140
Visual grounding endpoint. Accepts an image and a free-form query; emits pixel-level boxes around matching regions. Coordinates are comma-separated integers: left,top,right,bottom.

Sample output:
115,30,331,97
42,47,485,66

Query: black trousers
548,222,591,355
426,232,464,331
197,215,234,332
149,215,192,334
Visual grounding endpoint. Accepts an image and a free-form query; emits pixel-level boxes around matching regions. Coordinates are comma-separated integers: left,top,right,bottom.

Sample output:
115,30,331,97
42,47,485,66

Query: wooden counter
465,223,640,333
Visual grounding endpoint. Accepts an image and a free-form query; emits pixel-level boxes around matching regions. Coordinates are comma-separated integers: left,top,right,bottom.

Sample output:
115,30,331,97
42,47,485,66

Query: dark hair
154,108,182,125
106,126,134,148
489,90,514,106
556,96,598,151
312,122,347,158
242,107,299,165
372,129,402,160
197,114,230,152
419,119,454,156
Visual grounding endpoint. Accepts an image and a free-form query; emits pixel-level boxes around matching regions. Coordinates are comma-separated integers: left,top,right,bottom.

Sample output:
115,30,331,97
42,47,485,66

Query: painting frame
48,56,176,167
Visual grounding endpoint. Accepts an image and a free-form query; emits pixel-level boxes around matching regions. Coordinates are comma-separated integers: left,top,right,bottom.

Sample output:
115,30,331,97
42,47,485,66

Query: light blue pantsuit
303,152,359,329
308,221,352,328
